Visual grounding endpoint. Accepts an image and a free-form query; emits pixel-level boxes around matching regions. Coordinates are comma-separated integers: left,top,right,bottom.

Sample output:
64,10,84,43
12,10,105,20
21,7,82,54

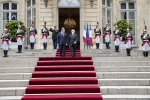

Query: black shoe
45,43,47,49
43,43,46,49
20,45,22,53
3,50,6,57
105,42,107,49
30,43,32,49
97,43,99,49
117,46,119,52
143,51,146,57
5,50,8,57
128,49,131,56
32,43,34,49
17,45,20,53
115,46,117,52
126,49,128,56
146,51,148,57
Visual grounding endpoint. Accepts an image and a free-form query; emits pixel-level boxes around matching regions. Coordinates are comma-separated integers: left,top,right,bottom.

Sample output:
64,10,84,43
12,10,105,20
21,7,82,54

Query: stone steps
1,95,150,100
95,66,150,72
0,86,150,96
0,79,149,87
1,72,150,80
0,66,149,73
93,57,150,61
0,49,149,100
94,61,150,66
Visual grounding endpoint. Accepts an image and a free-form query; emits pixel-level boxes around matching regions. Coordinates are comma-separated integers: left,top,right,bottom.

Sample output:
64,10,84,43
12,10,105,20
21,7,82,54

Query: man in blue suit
57,27,68,57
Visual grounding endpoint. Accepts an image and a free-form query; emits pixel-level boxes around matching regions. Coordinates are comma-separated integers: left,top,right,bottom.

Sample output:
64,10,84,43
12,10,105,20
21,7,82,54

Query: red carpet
21,49,103,100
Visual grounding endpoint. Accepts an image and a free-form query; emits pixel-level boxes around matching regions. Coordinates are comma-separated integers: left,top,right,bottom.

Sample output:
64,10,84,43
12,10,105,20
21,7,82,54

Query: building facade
0,0,150,49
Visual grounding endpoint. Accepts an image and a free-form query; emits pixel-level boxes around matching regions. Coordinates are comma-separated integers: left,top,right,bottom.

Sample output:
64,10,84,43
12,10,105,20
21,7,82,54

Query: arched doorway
58,0,80,48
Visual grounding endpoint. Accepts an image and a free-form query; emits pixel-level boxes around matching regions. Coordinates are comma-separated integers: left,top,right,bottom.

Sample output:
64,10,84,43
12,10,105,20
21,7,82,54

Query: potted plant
113,19,134,41
6,20,27,42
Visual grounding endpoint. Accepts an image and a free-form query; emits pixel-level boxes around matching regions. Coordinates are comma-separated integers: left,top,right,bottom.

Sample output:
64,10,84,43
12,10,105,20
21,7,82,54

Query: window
2,2,18,32
26,0,36,45
102,0,112,43
120,2,136,45
102,0,112,29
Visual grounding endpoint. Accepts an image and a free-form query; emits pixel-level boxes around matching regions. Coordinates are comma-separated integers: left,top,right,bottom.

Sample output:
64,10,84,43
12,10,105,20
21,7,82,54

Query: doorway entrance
58,8,80,48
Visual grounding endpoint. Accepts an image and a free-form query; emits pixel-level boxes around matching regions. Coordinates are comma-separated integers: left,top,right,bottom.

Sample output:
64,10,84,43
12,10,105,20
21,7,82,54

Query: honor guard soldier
29,21,37,49
94,22,101,49
141,26,150,57
41,22,49,50
113,23,121,52
124,26,133,56
104,20,111,49
16,22,24,53
1,26,11,57
49,26,59,49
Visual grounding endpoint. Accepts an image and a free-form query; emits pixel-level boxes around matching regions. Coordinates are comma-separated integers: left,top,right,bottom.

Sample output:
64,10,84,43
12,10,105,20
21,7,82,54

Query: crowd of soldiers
94,20,150,57
1,20,150,57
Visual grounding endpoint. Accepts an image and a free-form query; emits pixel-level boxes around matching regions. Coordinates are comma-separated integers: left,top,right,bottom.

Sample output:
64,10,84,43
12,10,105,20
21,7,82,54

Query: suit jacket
57,32,68,45
69,33,78,45
49,28,59,39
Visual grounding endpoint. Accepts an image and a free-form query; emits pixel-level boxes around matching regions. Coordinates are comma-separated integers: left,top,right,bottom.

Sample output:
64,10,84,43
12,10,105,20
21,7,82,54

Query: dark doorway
59,8,80,48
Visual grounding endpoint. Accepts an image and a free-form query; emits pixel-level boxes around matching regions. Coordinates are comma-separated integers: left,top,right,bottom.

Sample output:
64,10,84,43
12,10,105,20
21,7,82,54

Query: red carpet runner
21,49,103,100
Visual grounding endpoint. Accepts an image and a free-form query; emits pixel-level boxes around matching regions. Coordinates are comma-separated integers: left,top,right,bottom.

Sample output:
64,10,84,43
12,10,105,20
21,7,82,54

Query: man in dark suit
69,29,78,57
57,27,68,57
49,26,59,49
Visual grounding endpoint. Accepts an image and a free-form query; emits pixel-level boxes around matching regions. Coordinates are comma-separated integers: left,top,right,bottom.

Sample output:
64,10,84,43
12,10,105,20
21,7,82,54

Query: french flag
86,23,90,46
83,24,86,45
89,24,93,47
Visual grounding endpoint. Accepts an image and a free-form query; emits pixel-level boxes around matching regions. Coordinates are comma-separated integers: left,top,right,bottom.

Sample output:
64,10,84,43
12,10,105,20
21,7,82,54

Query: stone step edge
0,95,150,100
1,86,150,90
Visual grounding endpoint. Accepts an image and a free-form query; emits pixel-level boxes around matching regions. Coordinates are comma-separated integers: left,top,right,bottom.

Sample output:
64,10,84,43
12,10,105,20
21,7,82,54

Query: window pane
102,0,105,5
102,17,105,26
129,12,135,19
11,12,17,20
121,12,127,19
102,8,105,16
3,12,9,20
12,3,17,10
107,0,110,7
32,17,36,25
32,8,36,17
3,3,9,10
129,20,135,28
27,19,31,27
27,10,31,18
129,2,135,9
121,3,126,9
107,9,111,19
27,0,31,7
32,0,35,6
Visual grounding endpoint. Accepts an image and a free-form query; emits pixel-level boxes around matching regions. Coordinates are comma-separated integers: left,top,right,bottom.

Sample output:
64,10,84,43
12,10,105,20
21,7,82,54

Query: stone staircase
0,49,56,100
0,49,150,100
82,49,150,100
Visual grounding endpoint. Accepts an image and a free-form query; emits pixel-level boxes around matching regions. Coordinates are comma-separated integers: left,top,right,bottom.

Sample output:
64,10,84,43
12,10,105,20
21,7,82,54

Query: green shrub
6,20,27,42
113,19,134,41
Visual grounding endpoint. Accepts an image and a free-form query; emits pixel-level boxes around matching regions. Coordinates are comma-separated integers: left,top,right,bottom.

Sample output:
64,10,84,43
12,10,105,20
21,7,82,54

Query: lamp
44,0,48,7
89,0,94,8
63,9,76,30
64,18,76,29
